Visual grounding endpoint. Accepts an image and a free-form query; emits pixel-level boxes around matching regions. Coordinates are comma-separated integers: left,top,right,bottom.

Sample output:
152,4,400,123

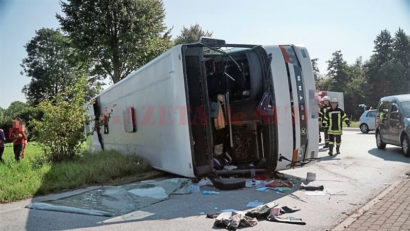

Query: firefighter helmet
322,96,330,102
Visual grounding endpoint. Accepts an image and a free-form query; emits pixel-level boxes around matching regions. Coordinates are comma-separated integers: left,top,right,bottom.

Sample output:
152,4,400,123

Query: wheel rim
403,138,408,153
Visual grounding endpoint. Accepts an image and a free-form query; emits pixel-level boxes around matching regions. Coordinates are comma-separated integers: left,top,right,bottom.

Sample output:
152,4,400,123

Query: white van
87,38,319,178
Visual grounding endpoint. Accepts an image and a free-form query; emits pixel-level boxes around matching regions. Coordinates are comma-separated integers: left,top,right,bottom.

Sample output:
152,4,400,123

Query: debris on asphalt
198,177,213,187
272,187,293,193
306,172,316,182
254,173,270,180
221,209,238,213
214,211,258,230
270,207,281,216
27,178,193,217
128,186,168,199
208,201,306,229
246,202,305,225
191,184,200,193
280,206,301,214
211,177,246,190
26,202,112,217
246,201,278,219
246,201,264,208
256,187,270,192
304,191,327,196
245,179,253,187
266,215,306,225
299,183,324,191
202,190,220,195
207,213,220,219
245,179,264,187
265,179,294,188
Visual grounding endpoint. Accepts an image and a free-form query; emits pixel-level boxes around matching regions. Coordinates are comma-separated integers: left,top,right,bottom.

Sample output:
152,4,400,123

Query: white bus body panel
264,45,319,169
294,46,319,160
88,43,318,177
263,46,293,170
89,45,195,178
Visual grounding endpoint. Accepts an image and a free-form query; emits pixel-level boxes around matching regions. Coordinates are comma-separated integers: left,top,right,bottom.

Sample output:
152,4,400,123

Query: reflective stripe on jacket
324,107,349,135
319,105,331,128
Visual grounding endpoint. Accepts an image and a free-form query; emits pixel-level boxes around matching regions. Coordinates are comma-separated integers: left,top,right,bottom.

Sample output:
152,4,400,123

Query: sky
0,0,409,109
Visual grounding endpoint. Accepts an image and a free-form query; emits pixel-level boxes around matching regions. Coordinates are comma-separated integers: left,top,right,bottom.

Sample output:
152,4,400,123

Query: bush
33,76,90,162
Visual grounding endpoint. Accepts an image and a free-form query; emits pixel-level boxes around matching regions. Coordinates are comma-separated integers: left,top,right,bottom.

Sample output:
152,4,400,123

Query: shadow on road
352,131,375,135
315,154,341,163
368,147,410,163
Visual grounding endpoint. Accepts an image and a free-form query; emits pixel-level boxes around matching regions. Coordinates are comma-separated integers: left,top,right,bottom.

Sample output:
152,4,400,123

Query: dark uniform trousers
319,105,331,146
325,107,349,154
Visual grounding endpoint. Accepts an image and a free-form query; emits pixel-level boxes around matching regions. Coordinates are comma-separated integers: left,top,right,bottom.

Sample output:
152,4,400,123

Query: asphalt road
1,130,410,231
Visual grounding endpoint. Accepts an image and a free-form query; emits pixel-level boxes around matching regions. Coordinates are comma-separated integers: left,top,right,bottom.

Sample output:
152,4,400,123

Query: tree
311,58,321,83
392,28,410,85
326,50,349,92
33,76,90,162
0,107,4,123
373,29,393,66
345,58,366,119
2,101,30,120
316,77,333,90
174,24,213,45
21,28,93,105
393,28,410,67
365,29,408,107
57,0,172,83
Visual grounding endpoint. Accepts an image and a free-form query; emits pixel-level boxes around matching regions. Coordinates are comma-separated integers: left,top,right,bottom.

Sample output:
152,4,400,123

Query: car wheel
360,123,369,134
376,131,386,149
401,135,410,157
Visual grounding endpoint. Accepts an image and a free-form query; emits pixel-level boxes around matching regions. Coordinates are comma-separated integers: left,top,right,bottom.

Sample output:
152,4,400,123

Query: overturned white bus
87,38,319,178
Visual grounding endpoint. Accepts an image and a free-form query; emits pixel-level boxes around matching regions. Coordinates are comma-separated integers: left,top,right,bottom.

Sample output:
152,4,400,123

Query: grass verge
349,120,360,128
0,142,153,203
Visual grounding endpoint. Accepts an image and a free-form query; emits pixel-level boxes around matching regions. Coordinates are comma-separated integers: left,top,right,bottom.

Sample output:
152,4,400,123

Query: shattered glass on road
26,178,192,217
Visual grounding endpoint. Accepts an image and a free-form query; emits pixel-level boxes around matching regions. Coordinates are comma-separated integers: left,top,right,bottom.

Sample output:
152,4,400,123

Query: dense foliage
57,0,172,83
21,28,98,105
33,77,89,162
315,28,410,119
174,24,213,44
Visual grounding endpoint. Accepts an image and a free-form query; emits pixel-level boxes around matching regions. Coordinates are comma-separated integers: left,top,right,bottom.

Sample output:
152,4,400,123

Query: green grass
0,142,154,203
349,120,360,128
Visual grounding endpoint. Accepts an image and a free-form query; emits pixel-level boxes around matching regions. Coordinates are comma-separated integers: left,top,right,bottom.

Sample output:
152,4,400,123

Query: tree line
20,0,211,106
315,29,410,119
2,0,211,160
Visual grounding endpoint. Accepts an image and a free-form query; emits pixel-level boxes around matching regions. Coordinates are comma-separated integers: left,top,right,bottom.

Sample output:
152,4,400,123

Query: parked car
375,94,410,157
359,109,377,133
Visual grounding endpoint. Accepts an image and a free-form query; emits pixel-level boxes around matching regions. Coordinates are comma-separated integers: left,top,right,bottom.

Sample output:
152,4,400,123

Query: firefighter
324,98,350,155
319,96,331,148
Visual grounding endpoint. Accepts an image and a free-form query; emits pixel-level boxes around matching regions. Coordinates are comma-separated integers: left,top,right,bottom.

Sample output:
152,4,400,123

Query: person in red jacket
9,118,26,161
